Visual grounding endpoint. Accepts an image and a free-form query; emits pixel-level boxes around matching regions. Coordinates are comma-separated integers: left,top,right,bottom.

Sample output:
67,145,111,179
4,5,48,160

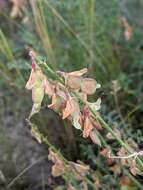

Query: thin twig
7,156,47,189
108,151,143,159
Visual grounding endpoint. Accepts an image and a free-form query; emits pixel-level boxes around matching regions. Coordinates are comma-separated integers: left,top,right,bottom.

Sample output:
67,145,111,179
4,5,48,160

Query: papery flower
48,85,67,112
69,161,89,180
26,51,102,145
58,68,87,90
58,68,101,95
26,51,53,117
82,107,102,145
48,149,65,177
62,96,79,119
81,78,97,95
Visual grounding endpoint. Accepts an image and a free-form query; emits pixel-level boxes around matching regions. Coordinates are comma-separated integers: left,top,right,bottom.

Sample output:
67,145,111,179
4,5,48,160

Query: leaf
62,97,79,119
83,117,94,138
81,78,97,95
87,98,101,111
89,129,101,146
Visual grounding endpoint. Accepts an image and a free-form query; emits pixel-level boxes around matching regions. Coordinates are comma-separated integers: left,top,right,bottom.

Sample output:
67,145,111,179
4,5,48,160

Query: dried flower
26,51,102,143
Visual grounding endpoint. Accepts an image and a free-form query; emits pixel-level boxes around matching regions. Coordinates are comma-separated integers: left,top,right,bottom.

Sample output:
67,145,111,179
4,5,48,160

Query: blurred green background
0,0,143,189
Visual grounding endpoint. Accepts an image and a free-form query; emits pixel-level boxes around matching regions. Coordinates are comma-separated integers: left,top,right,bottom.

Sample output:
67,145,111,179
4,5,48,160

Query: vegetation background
0,0,143,189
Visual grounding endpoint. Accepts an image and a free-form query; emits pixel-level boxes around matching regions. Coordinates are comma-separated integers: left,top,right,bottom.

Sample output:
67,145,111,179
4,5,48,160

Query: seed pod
81,78,97,95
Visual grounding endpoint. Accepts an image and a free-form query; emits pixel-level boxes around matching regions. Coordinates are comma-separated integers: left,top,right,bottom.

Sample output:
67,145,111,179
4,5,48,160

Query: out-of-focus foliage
0,0,143,189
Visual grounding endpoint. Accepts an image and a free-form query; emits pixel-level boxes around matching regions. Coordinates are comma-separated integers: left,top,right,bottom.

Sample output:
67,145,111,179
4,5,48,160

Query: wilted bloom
82,106,102,145
26,51,53,117
26,51,102,144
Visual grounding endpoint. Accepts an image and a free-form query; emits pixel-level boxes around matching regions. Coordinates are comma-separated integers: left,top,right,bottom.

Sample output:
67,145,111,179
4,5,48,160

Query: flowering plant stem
38,61,143,170
26,120,98,189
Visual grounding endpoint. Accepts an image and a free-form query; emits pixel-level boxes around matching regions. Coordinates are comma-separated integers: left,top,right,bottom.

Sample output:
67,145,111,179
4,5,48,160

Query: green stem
38,61,143,174
27,119,97,189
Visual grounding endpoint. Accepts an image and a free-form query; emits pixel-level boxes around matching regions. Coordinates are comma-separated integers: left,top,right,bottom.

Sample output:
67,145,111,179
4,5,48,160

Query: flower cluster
26,51,102,145
48,148,92,189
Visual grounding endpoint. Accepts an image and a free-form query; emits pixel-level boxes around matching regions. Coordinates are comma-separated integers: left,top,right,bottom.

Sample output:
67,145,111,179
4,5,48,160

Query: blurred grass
0,0,143,189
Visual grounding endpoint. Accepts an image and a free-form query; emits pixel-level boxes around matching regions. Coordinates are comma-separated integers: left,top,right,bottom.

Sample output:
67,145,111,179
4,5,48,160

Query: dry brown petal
62,97,79,119
69,68,88,77
25,69,36,90
48,149,66,177
48,149,59,163
89,129,101,146
69,161,89,177
48,93,57,108
48,90,66,112
129,159,143,176
67,75,82,90
81,78,97,95
44,79,54,97
77,92,87,102
83,117,94,138
57,88,67,101
67,184,76,190
26,67,45,90
130,159,137,176
91,118,102,131
52,161,65,177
